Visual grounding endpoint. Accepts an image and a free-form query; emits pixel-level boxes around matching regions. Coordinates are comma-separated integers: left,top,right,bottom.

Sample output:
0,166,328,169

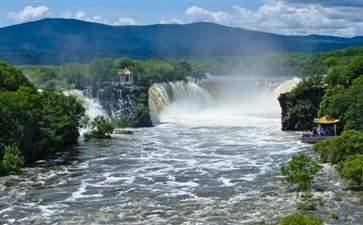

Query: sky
1,0,363,37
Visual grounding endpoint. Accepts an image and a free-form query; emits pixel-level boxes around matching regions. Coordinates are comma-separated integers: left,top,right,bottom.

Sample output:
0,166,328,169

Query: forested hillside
1,18,362,65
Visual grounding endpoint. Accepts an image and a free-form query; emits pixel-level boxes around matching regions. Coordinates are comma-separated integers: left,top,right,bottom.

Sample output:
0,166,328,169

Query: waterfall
273,77,301,94
148,76,299,125
64,89,108,120
93,87,135,120
64,90,109,135
148,81,212,125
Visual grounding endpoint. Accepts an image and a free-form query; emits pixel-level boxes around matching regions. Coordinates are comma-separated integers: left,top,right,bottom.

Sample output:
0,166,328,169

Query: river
0,76,361,224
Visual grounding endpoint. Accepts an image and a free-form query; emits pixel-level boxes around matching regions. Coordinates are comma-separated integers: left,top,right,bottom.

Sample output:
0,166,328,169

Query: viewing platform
301,115,339,144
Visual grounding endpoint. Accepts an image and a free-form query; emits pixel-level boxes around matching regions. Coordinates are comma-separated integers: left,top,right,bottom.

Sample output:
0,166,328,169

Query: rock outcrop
278,93,297,131
87,84,152,127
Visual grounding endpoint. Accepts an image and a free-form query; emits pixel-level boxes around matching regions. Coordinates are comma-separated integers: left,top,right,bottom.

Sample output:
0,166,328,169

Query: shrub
296,202,318,210
302,192,313,199
111,114,129,128
342,154,363,187
278,213,323,225
84,116,114,140
281,152,322,198
0,62,85,168
314,130,363,169
330,211,340,220
130,103,152,127
316,196,325,206
333,195,343,202
0,145,25,175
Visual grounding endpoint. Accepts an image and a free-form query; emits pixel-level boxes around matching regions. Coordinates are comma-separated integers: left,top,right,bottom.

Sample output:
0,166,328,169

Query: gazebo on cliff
301,115,340,143
118,68,133,86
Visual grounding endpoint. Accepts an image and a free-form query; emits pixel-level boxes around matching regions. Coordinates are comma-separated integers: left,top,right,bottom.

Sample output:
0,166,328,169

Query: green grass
297,202,317,210
333,195,343,202
330,210,340,220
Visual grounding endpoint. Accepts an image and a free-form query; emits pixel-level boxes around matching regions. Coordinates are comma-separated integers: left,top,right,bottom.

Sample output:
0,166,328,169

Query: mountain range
1,18,362,65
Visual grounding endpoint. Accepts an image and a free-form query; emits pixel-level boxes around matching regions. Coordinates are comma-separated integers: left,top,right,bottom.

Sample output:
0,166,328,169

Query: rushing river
0,76,362,224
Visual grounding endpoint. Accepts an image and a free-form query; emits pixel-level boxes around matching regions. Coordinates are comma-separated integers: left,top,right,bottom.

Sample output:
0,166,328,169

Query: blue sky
1,0,363,37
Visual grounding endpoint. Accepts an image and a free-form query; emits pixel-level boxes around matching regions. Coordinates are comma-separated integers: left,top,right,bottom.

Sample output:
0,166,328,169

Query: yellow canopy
118,68,131,75
119,68,131,75
314,115,339,124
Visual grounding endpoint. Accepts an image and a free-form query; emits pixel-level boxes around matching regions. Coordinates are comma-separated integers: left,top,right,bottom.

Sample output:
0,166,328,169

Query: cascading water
148,81,213,125
273,77,301,94
64,89,108,134
148,75,290,125
1,76,361,225
64,89,109,120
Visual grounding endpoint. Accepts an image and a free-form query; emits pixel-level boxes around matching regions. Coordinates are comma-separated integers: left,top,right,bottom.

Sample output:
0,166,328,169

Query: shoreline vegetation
277,46,363,224
0,62,85,176
1,46,362,223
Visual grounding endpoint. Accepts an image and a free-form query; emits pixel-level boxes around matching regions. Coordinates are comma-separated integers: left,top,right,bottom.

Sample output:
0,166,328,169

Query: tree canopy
280,152,322,197
281,46,363,131
0,61,85,175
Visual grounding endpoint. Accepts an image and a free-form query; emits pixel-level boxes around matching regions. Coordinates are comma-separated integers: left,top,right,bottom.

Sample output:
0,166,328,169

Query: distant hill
1,18,362,65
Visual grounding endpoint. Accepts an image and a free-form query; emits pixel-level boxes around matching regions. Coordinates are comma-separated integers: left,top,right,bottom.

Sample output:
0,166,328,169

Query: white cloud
62,10,138,26
63,10,109,24
6,6,50,23
113,18,139,26
75,11,86,20
184,1,363,37
63,11,73,19
160,18,184,24
185,6,230,24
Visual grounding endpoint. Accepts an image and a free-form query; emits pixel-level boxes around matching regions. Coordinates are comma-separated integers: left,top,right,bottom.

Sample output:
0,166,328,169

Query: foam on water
1,77,361,224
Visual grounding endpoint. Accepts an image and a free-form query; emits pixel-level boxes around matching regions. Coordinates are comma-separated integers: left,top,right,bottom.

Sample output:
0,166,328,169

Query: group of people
302,126,335,137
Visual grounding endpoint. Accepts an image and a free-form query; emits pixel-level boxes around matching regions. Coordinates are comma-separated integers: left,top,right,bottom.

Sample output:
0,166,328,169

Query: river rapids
0,76,361,224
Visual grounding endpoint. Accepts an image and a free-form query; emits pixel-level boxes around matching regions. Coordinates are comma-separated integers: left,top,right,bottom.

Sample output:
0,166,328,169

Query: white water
149,75,290,125
64,90,109,135
64,89,108,120
273,77,301,94
0,77,361,224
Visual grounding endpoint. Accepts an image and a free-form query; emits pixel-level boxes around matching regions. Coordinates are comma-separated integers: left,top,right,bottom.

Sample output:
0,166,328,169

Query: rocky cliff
277,83,325,131
87,85,152,127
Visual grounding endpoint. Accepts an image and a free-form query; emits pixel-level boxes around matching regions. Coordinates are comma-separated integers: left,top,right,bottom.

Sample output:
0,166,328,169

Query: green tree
314,130,363,168
344,76,363,132
0,61,33,91
84,116,115,140
280,153,322,198
0,86,43,162
190,63,206,83
60,63,88,89
39,90,85,155
0,62,86,171
172,60,192,80
130,103,152,127
0,145,25,175
111,114,129,128
89,57,114,88
28,66,58,89
342,154,363,187
285,75,325,130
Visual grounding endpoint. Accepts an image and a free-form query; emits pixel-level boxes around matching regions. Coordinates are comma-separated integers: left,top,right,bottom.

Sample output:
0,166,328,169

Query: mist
149,75,299,125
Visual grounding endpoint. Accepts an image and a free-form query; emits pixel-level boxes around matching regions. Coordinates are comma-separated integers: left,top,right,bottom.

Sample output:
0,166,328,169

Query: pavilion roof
119,68,131,75
314,115,339,124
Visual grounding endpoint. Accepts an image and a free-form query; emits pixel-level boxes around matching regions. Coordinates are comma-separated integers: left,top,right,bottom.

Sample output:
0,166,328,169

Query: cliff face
278,86,325,131
89,85,152,127
278,93,297,131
